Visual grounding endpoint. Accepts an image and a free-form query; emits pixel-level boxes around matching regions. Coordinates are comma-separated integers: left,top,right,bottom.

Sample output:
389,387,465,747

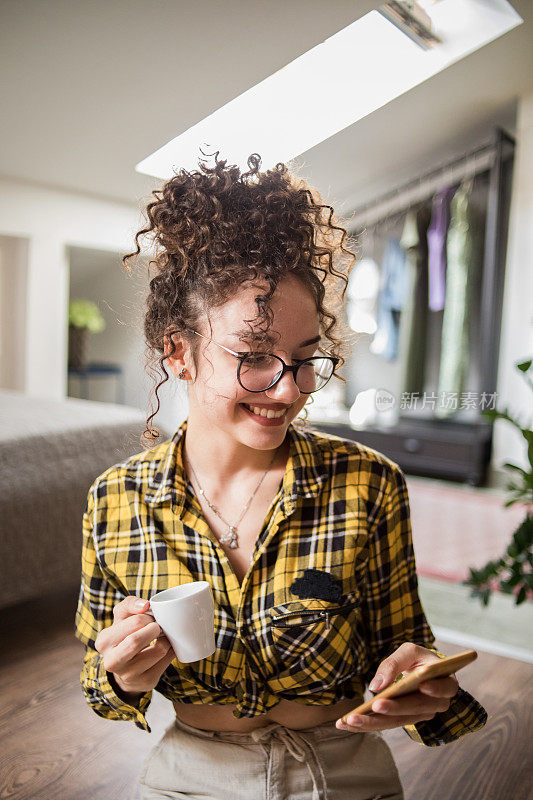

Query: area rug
406,476,528,588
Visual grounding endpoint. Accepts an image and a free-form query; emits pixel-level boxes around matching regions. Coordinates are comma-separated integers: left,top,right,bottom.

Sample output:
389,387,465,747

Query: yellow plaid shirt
75,418,487,745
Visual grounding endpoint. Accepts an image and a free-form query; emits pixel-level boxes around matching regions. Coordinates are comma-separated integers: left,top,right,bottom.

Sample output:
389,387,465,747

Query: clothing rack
314,127,516,485
348,128,515,232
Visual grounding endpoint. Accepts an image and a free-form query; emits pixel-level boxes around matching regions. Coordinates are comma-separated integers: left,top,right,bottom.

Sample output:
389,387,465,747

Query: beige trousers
137,714,404,800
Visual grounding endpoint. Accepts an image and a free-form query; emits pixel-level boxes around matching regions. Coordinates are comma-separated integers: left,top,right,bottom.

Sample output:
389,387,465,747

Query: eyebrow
230,332,321,348
298,335,321,347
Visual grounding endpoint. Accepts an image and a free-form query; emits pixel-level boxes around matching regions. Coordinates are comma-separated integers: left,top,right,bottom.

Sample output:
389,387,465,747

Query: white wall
0,180,184,435
492,90,533,476
0,234,28,390
0,180,141,397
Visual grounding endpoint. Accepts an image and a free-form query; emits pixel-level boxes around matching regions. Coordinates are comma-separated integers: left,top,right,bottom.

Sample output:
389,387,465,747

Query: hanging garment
397,203,432,396
435,180,481,418
369,238,408,360
427,186,456,312
346,256,380,335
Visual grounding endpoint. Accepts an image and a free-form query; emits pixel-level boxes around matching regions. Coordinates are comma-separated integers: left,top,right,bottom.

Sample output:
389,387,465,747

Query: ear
163,328,189,379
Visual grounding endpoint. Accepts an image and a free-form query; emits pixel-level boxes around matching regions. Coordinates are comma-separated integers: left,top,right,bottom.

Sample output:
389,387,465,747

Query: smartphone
339,649,477,723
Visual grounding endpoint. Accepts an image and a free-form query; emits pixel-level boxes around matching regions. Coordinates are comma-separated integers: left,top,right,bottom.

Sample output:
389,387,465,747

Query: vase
68,325,88,369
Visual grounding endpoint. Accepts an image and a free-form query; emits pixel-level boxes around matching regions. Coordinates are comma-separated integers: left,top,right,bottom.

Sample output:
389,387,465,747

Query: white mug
147,581,216,663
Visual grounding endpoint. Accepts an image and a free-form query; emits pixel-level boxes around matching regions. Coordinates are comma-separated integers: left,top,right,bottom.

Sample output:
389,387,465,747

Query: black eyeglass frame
180,328,340,394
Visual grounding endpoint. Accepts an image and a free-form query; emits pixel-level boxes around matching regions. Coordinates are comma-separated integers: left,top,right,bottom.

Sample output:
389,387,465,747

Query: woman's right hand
95,596,176,699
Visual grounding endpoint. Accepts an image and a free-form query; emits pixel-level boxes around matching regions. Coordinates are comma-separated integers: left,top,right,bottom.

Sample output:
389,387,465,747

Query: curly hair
123,151,359,448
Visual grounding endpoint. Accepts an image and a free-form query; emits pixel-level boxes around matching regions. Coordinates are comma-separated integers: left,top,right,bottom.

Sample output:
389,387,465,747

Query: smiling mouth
241,403,289,419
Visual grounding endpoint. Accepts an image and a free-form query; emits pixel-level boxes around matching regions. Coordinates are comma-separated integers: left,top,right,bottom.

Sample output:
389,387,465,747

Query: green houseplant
463,358,533,606
68,299,106,369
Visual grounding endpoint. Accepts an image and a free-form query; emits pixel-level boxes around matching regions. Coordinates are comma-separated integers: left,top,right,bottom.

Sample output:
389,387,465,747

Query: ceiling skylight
136,0,522,179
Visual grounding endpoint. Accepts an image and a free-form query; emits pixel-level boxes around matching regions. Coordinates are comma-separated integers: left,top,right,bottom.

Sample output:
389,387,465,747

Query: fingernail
349,716,364,726
369,674,384,691
134,599,147,608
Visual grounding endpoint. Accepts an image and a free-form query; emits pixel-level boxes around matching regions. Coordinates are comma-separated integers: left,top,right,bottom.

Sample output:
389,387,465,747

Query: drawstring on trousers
250,722,329,800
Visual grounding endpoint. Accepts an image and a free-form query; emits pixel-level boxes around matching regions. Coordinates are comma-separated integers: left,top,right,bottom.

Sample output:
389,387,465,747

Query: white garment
346,257,380,335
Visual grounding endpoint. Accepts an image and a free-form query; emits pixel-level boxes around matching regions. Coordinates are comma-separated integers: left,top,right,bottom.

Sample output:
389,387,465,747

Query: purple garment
427,186,456,311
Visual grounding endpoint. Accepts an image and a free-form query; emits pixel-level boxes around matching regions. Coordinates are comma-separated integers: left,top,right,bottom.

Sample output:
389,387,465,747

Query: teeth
244,404,286,419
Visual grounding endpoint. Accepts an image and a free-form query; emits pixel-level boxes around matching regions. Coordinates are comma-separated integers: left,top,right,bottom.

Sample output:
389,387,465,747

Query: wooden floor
1,586,532,800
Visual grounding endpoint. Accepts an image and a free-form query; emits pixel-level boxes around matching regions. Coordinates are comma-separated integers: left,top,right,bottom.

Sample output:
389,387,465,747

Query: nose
265,367,301,404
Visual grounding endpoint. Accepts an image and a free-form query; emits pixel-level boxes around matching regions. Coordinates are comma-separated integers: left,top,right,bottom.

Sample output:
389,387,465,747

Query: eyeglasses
182,329,339,394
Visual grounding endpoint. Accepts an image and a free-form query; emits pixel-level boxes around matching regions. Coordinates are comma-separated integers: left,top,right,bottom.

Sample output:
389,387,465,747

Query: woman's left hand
336,642,459,732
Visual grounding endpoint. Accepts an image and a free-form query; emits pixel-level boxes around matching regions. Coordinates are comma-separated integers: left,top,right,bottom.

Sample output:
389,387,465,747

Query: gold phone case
340,649,477,723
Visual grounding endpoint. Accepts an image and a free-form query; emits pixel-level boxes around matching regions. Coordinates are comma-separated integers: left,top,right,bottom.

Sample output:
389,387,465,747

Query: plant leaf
516,585,527,605
502,462,528,477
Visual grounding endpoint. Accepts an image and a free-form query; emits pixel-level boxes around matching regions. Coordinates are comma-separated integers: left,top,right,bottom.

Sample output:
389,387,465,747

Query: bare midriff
172,695,363,732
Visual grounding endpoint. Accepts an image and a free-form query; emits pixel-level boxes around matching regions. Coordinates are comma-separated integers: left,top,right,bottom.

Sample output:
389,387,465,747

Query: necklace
183,445,279,549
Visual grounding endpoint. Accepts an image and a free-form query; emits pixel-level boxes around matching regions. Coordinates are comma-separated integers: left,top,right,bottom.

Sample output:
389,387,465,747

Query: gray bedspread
0,390,173,609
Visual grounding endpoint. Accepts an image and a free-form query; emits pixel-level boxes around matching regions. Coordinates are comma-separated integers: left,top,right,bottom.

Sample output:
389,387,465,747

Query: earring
178,368,186,379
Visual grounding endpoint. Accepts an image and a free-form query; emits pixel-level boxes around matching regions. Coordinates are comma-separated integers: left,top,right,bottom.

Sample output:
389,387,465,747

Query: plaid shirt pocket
268,593,361,691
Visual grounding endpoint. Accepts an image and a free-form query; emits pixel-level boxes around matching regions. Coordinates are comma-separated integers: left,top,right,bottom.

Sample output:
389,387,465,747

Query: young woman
75,153,487,800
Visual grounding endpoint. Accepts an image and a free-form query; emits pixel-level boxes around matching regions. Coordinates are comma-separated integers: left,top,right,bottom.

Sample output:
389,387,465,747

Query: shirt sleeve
74,480,153,733
362,462,488,747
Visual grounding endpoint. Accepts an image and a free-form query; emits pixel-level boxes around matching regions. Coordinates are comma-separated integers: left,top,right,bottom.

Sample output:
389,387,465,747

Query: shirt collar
144,418,329,515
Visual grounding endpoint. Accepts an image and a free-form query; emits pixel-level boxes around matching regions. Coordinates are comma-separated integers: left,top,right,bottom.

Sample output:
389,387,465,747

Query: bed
0,389,173,609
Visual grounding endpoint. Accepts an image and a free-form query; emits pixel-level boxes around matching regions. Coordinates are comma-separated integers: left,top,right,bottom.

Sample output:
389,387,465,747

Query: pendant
220,525,239,548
